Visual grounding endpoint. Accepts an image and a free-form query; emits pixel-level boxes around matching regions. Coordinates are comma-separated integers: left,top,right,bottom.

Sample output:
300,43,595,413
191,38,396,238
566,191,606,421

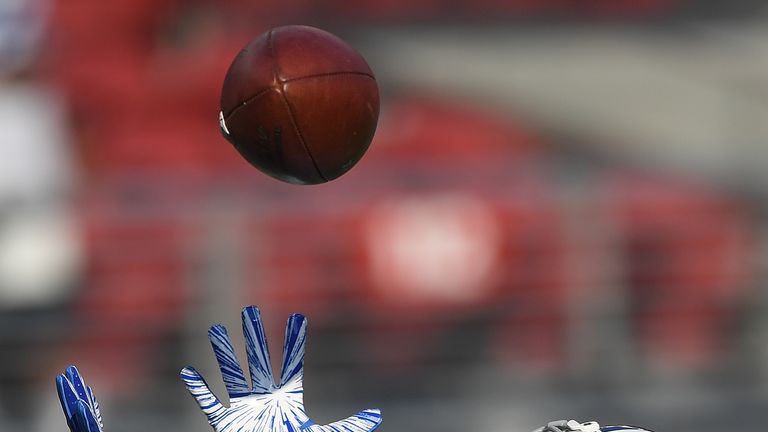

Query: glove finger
311,408,383,432
65,365,90,402
208,324,250,398
73,400,101,432
86,386,104,428
180,366,225,421
279,313,307,387
241,306,275,393
56,374,79,424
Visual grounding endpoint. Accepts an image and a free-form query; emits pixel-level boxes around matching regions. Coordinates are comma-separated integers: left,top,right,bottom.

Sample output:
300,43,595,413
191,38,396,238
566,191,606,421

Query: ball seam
278,86,328,183
223,87,274,121
269,29,327,183
281,71,375,84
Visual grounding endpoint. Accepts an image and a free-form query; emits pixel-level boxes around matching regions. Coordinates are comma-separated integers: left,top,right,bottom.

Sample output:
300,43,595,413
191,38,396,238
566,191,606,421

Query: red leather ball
219,25,380,184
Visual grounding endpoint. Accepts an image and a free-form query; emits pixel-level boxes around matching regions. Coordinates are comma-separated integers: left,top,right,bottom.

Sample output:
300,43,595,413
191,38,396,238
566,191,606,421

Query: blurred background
2,1,768,431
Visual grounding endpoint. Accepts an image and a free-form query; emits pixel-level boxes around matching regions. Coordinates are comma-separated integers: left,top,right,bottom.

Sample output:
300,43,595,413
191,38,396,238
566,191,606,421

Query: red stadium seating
606,173,753,369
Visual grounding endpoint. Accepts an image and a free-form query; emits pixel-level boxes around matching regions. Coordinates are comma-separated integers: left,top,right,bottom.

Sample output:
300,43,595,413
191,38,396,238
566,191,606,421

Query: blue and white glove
180,305,383,432
533,420,653,432
56,366,104,432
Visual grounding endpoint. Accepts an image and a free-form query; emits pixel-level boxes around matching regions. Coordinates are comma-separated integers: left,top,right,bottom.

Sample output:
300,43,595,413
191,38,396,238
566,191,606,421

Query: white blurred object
365,193,500,304
0,84,75,198
0,205,81,307
0,0,49,75
0,65,80,308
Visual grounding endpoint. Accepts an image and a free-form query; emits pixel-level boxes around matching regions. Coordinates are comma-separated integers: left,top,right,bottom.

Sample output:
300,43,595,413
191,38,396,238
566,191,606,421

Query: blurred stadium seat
606,173,754,370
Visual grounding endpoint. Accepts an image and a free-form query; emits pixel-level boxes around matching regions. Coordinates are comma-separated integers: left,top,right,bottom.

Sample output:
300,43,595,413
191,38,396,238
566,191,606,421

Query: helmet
533,420,653,432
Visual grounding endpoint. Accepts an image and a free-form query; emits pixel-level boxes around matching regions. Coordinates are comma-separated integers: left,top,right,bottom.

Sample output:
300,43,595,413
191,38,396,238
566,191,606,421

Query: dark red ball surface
219,25,380,184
